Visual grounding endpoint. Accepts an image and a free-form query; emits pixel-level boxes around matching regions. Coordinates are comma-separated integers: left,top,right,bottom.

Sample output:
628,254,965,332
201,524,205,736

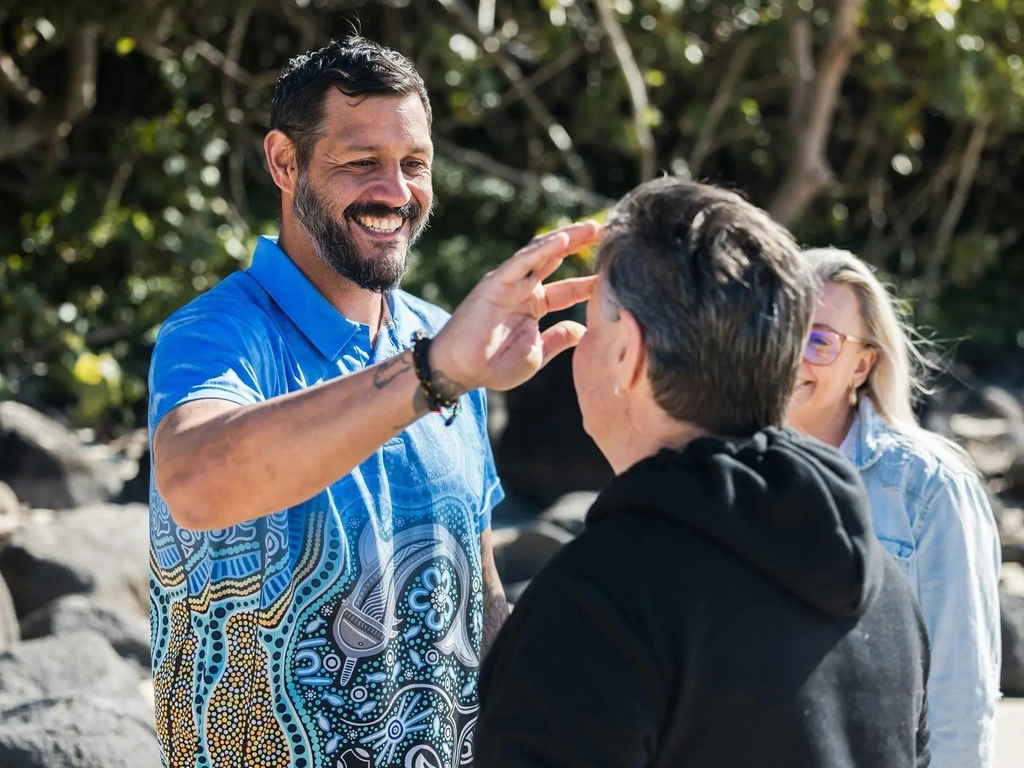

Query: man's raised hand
430,221,604,393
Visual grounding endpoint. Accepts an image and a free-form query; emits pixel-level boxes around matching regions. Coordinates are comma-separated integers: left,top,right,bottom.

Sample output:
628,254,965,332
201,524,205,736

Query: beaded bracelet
410,330,460,425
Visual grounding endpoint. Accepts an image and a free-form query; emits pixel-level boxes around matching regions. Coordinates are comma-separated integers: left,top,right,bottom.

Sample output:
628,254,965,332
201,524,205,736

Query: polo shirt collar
246,235,402,360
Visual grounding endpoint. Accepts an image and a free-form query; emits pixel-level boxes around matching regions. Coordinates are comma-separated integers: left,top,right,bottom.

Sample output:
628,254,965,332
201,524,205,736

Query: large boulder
0,696,161,768
0,630,142,703
0,572,18,653
20,595,151,676
0,402,123,511
539,492,597,537
0,504,149,620
0,480,23,545
493,520,576,585
1001,588,1024,696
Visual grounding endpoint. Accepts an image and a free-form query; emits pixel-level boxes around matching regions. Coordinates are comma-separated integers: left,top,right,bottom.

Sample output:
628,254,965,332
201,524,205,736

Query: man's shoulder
157,270,275,342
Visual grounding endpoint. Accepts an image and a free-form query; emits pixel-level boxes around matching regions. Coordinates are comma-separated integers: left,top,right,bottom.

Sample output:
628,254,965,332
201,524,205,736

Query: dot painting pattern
149,404,494,768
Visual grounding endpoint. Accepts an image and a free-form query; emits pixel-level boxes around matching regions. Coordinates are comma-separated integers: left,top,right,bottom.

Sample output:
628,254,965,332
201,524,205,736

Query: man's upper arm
913,472,1001,766
475,565,664,767
149,301,268,438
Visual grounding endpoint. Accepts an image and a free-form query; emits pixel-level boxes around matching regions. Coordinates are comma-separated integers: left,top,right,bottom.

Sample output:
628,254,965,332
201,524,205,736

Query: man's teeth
356,215,403,233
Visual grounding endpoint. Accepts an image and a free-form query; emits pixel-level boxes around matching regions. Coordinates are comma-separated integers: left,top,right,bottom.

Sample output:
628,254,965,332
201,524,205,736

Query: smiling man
146,37,601,768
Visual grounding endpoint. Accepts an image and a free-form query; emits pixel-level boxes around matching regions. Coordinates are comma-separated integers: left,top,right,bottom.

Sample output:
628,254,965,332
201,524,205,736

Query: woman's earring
613,383,623,398
849,386,858,407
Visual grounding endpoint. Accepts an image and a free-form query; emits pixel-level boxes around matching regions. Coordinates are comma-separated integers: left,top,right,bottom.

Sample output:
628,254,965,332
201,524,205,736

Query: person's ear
614,308,647,396
264,130,299,195
852,346,877,389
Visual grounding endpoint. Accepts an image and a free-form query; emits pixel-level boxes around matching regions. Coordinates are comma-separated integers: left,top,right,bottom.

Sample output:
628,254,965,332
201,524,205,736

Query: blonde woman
787,247,1002,768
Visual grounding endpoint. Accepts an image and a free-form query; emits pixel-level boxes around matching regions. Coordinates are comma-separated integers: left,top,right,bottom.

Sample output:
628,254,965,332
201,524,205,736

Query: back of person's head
801,246,975,467
595,177,816,436
270,36,431,169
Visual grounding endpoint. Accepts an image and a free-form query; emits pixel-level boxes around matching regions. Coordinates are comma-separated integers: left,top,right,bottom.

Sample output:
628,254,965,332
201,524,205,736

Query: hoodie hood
586,428,884,618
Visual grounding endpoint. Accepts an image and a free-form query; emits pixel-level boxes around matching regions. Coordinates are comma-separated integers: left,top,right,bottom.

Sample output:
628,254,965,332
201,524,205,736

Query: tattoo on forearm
481,587,510,661
377,350,468,431
373,352,414,390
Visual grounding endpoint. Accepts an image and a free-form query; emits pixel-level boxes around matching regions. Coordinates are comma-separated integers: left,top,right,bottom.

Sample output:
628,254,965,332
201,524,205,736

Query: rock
979,385,1024,422
0,572,18,653
949,414,1011,442
539,491,597,537
0,631,142,703
493,521,576,585
0,504,149,620
504,580,532,607
114,446,150,506
1000,589,1024,696
0,480,23,544
20,595,151,676
1003,563,1024,598
0,402,123,511
493,309,614,507
0,696,160,768
1001,508,1024,565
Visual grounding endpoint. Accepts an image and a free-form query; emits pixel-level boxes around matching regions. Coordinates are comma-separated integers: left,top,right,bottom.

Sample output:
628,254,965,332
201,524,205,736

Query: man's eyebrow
333,143,433,156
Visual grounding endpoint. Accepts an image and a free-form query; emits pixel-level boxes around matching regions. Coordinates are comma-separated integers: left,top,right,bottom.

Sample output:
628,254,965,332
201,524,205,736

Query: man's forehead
320,89,430,137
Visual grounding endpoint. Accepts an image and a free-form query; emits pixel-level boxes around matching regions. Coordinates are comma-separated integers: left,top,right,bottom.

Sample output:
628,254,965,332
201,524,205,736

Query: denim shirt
841,396,1002,768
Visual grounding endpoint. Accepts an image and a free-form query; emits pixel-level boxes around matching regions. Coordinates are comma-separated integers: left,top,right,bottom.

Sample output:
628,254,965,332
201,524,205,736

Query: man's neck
277,227,389,342
609,413,711,475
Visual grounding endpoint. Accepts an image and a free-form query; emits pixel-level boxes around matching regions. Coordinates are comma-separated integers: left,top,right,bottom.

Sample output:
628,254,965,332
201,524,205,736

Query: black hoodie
475,429,931,768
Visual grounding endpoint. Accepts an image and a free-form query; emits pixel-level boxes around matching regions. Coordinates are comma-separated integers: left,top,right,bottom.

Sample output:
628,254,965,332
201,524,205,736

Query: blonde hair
802,247,974,470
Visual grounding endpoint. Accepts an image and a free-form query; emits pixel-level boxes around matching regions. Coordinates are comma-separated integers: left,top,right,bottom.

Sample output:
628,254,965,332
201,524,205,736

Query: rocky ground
1,363,1024,764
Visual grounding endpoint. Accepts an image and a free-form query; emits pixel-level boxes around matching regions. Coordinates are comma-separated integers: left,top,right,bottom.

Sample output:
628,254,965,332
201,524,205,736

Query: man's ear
616,308,647,395
264,130,299,195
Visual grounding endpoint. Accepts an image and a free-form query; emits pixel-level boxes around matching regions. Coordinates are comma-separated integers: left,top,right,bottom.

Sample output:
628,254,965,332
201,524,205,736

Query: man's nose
366,161,413,209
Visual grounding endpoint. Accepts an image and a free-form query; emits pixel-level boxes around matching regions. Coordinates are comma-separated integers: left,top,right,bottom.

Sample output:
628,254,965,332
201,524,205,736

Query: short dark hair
270,36,432,169
595,177,815,436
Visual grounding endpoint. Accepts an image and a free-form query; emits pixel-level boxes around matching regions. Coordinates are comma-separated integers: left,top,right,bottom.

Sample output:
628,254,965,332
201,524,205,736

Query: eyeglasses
803,326,871,366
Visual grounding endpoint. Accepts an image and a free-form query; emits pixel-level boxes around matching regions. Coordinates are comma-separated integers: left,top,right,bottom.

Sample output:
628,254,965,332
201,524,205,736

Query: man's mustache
345,200,422,221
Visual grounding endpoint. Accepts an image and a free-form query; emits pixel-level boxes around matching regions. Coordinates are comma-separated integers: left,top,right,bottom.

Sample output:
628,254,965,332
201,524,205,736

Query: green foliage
0,0,1022,434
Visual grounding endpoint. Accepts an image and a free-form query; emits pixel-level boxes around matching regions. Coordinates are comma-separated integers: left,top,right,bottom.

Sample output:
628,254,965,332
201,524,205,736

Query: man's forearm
479,526,510,660
482,586,510,661
154,347,465,530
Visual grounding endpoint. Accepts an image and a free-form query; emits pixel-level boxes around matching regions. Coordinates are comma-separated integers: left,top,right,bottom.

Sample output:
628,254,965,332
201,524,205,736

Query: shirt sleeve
913,469,1002,768
474,388,505,535
148,300,270,436
475,562,664,767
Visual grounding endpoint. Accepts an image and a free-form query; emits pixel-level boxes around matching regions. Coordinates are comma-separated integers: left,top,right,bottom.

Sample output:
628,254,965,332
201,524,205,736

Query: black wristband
410,331,460,425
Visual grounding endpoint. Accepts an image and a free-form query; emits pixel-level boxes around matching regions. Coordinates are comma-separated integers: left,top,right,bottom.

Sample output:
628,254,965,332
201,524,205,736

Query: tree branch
436,44,585,133
689,35,758,177
279,0,317,53
919,111,993,304
432,136,611,210
222,8,252,219
788,13,814,127
436,0,594,189
840,97,881,185
769,0,865,226
0,25,99,163
0,47,44,107
594,0,656,182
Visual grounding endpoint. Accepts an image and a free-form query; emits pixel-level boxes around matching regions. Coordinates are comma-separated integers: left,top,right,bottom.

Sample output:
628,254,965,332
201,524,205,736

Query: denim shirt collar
841,395,887,471
246,235,404,360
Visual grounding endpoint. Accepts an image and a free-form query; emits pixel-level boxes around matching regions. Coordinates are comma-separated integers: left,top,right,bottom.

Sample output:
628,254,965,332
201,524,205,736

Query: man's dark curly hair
270,36,431,169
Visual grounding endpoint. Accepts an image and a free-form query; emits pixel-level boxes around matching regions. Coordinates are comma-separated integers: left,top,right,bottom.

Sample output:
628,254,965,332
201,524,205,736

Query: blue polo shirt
147,236,504,768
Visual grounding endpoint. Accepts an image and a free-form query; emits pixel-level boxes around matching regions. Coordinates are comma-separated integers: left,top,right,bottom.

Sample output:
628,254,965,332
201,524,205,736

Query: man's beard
292,172,430,293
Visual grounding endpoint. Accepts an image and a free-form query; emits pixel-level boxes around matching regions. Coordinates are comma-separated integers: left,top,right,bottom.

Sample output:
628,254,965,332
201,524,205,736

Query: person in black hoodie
474,178,931,768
